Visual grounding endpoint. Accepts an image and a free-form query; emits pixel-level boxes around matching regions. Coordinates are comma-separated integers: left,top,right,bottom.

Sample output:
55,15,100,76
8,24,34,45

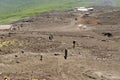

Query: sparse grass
0,38,30,49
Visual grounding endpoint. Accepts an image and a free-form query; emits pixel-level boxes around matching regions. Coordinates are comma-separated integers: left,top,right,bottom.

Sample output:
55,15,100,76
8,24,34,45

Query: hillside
0,0,119,24
0,6,120,80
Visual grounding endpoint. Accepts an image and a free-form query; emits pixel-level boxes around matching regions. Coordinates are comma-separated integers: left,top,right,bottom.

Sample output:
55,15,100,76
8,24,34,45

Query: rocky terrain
0,6,120,80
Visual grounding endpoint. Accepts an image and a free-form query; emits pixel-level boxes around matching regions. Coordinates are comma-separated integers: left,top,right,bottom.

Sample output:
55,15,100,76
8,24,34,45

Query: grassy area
0,0,119,24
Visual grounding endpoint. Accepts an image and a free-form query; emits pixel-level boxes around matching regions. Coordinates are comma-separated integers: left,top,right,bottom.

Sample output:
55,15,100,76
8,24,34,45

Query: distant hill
0,0,119,24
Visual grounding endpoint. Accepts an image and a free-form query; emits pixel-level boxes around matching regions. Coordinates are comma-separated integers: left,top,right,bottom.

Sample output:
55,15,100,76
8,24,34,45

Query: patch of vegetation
0,0,119,24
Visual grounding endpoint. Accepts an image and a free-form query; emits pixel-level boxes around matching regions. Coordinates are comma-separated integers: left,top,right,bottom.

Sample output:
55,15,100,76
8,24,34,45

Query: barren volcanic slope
0,6,120,80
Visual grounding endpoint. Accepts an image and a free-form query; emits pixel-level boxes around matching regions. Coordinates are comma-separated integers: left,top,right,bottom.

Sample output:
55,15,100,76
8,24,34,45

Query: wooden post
73,40,76,48
64,48,68,59
40,55,43,61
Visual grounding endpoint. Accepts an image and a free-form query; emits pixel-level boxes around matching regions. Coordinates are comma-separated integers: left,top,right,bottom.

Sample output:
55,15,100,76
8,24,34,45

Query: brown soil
0,6,120,80
76,17,100,25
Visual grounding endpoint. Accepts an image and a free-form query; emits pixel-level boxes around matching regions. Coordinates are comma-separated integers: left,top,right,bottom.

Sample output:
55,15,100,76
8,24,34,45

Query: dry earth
0,6,120,80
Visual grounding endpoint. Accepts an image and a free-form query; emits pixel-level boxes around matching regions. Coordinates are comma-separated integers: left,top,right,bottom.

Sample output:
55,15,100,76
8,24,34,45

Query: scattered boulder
54,53,61,56
21,50,24,54
15,55,18,57
102,32,113,37
49,34,54,40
